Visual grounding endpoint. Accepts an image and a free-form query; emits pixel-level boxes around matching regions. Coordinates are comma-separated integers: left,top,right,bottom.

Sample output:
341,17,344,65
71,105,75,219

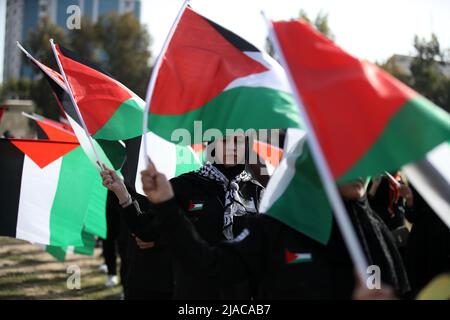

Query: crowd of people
97,133,450,300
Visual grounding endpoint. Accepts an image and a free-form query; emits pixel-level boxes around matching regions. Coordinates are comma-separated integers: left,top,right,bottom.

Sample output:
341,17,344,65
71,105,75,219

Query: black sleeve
404,187,427,223
153,198,268,285
118,175,192,243
119,199,160,242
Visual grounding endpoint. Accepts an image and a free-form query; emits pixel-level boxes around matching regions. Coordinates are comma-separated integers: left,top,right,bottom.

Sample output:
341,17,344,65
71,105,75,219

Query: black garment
150,198,352,299
368,177,408,230
345,196,410,296
405,188,450,296
121,165,264,299
122,192,174,299
103,191,128,282
150,195,410,299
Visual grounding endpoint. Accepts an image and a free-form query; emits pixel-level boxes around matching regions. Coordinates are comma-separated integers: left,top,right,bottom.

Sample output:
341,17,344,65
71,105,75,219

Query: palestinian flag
30,114,107,237
272,19,450,183
260,129,332,244
44,230,97,262
19,44,198,181
18,44,125,170
23,113,77,142
253,139,283,175
50,44,145,141
147,6,302,144
0,138,107,246
285,249,312,264
122,132,202,195
403,141,450,228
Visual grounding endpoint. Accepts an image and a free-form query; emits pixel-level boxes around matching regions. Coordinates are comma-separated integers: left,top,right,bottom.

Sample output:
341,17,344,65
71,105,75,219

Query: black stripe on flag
96,139,126,170
32,60,84,130
121,135,142,191
58,45,115,79
203,16,260,52
0,139,25,237
35,123,49,140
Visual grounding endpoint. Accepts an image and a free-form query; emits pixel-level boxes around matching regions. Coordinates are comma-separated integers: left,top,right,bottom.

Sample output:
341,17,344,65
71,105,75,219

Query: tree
298,9,335,40
21,13,153,120
96,13,152,98
0,79,33,101
68,17,99,62
381,34,450,113
410,34,449,111
24,17,69,120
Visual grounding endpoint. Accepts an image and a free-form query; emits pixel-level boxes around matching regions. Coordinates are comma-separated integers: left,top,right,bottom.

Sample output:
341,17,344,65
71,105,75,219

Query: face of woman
214,134,246,166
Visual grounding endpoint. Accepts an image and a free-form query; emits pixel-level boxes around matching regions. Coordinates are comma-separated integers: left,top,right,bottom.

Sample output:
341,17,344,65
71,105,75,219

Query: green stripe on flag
83,176,107,239
175,145,202,176
49,147,102,246
266,142,333,245
93,97,145,140
74,231,96,256
95,140,126,170
339,96,450,184
45,245,67,262
149,87,302,144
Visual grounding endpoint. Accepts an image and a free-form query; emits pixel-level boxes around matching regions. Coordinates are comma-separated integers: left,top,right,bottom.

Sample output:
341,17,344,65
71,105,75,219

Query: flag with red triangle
147,6,302,144
285,249,312,264
18,43,125,170
18,44,202,193
0,138,107,246
51,44,145,140
24,113,77,142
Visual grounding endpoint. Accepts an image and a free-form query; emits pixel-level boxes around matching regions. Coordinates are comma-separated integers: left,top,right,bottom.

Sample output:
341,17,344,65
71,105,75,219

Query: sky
140,0,450,63
0,0,449,82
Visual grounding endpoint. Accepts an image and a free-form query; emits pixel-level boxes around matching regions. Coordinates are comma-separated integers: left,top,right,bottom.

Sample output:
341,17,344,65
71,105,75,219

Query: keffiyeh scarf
195,163,256,240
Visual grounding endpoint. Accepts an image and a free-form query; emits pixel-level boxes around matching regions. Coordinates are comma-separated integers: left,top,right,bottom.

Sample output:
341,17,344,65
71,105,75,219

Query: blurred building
3,0,141,82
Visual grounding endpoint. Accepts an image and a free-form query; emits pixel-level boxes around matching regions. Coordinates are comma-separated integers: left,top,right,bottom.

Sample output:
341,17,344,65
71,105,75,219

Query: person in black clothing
404,187,450,296
368,173,410,230
101,134,264,299
121,191,174,300
367,172,413,254
133,161,411,299
102,189,173,299
101,191,128,288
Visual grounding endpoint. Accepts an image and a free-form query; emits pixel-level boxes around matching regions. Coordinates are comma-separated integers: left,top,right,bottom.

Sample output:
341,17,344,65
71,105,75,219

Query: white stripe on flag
16,156,62,244
403,142,450,228
259,128,306,213
135,131,177,195
224,51,292,93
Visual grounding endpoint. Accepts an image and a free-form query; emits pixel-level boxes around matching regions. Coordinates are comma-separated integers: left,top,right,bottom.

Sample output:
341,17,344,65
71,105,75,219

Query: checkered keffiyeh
195,163,256,240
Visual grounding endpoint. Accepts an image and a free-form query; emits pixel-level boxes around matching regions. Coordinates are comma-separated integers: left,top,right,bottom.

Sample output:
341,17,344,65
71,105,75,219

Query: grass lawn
0,237,122,300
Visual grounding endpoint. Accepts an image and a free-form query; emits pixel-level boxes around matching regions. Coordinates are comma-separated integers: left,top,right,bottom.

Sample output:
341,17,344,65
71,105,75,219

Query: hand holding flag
99,162,129,204
141,158,174,204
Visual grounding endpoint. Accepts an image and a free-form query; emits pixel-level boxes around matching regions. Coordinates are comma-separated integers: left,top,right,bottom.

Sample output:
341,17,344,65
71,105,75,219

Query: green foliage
0,78,33,101
265,9,335,58
381,34,450,113
299,9,335,40
95,13,152,98
7,13,152,120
